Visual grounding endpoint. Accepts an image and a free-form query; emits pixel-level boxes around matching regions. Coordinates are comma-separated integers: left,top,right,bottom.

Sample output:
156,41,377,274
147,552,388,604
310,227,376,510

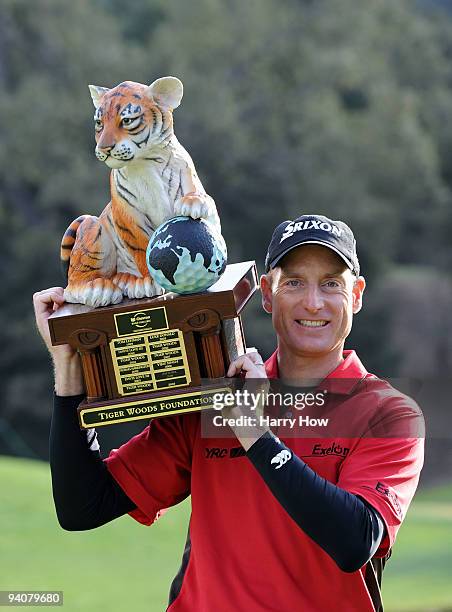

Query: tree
2,0,452,456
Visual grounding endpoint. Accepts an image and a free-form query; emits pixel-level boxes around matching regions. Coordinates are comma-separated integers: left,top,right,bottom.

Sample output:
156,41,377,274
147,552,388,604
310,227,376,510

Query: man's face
261,245,365,359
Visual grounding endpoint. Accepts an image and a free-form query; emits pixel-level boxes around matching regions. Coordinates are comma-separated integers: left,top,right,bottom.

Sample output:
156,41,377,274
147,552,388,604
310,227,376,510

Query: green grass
0,456,191,611
383,485,452,612
1,456,451,612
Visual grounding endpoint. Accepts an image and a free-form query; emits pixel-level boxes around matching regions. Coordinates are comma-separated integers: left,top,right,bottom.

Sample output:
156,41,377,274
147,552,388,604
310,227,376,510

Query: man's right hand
33,287,73,357
33,287,85,396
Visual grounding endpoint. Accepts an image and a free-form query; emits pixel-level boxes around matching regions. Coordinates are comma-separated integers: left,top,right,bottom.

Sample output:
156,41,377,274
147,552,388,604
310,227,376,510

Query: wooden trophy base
49,262,258,428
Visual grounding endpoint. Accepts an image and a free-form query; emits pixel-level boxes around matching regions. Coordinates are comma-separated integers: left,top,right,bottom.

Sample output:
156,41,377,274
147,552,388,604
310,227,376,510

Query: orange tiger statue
61,76,221,307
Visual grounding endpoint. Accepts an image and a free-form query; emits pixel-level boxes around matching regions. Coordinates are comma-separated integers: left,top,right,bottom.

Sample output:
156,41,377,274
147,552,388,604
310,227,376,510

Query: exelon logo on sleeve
280,219,343,242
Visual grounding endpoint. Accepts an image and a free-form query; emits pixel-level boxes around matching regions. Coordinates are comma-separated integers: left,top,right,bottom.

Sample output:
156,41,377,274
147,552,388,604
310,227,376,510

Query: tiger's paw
174,193,212,220
64,278,123,307
112,273,163,299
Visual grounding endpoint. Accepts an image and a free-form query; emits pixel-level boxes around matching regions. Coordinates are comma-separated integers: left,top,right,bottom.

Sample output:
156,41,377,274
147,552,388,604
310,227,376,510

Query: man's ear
352,276,366,314
260,274,273,314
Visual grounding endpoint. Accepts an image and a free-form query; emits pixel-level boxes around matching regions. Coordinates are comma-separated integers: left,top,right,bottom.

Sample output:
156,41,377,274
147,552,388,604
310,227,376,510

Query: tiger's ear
147,77,183,111
89,85,110,108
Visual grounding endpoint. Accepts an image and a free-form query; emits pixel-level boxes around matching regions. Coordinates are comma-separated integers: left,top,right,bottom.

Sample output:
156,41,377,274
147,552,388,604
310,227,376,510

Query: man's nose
302,286,324,312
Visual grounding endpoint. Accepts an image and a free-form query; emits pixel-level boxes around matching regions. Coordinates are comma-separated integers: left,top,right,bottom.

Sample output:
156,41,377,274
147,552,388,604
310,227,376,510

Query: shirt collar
264,349,368,395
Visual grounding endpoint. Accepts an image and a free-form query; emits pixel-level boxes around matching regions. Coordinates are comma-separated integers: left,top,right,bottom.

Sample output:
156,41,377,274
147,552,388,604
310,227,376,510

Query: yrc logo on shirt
280,219,343,243
271,449,292,469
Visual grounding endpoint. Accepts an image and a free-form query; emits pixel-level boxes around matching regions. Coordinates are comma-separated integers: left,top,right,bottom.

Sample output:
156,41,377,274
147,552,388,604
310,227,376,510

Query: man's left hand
224,350,270,451
226,350,268,379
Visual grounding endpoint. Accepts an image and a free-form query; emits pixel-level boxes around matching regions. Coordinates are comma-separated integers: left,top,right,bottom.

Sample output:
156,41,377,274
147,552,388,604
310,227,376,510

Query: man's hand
226,350,268,379
33,287,85,396
224,350,270,451
33,287,73,357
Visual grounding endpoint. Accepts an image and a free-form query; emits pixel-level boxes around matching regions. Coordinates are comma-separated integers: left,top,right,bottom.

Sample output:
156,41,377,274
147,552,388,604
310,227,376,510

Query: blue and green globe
146,216,227,294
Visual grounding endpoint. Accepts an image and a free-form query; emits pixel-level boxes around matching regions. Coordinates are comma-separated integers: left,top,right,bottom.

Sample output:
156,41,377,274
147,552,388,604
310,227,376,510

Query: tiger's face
89,77,183,169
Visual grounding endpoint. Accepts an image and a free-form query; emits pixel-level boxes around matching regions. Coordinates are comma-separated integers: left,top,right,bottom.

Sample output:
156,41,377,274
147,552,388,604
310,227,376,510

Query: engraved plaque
79,387,232,428
114,307,168,336
110,328,190,396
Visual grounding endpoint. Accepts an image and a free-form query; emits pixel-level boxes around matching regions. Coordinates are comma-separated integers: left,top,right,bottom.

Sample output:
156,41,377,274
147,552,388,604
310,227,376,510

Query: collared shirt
105,349,424,612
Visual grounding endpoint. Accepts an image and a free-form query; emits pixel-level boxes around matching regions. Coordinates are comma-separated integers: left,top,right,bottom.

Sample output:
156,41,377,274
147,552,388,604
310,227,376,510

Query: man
33,214,424,612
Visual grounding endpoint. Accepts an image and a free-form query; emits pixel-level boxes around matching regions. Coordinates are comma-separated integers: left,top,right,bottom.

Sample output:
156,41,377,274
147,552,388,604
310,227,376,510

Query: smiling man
220,214,424,611
34,213,424,612
261,217,365,379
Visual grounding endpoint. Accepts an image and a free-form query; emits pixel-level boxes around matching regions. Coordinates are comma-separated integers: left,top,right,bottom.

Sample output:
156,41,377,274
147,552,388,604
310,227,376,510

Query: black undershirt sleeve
246,431,385,573
49,394,136,531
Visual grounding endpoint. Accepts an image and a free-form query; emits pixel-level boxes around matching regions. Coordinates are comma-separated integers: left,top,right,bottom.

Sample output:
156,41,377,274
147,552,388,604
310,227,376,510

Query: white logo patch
280,220,343,243
270,449,292,469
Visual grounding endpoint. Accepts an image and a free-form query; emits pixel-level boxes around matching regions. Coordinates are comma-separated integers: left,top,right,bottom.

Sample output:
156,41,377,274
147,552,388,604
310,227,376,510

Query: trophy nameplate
49,261,258,428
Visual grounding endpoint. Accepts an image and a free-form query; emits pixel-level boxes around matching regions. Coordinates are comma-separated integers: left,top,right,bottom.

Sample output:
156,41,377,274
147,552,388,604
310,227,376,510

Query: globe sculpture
146,216,227,294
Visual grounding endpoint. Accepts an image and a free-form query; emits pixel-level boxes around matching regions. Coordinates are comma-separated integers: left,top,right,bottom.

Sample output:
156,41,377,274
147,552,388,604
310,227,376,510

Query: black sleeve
49,394,136,531
246,432,385,573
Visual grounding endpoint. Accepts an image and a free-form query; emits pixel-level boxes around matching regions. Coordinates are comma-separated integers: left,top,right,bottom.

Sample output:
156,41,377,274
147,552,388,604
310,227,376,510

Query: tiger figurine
61,76,221,307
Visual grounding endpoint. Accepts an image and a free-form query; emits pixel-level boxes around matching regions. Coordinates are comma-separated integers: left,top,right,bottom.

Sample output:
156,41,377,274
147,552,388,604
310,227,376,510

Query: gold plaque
110,328,190,396
114,306,168,336
79,387,231,428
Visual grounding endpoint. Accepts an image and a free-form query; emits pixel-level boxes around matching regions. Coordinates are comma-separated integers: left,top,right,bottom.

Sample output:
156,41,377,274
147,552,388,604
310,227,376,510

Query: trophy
48,76,258,428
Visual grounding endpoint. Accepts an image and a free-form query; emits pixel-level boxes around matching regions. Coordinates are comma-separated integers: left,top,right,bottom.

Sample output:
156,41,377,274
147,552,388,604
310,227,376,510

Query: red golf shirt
105,350,424,611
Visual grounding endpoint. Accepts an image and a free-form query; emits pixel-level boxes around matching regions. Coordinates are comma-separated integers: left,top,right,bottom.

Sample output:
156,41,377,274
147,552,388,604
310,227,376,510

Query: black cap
265,214,360,275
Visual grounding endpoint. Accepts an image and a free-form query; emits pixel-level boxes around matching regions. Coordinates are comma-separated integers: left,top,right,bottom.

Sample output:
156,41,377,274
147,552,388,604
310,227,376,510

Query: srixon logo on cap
280,219,343,243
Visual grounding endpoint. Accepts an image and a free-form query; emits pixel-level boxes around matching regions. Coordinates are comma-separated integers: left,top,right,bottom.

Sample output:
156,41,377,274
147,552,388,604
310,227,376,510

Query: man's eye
286,280,301,287
122,117,133,126
94,119,103,131
324,280,339,288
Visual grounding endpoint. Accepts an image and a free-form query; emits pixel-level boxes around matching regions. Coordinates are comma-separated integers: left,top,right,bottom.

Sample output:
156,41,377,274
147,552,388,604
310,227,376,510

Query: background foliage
1,0,452,454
